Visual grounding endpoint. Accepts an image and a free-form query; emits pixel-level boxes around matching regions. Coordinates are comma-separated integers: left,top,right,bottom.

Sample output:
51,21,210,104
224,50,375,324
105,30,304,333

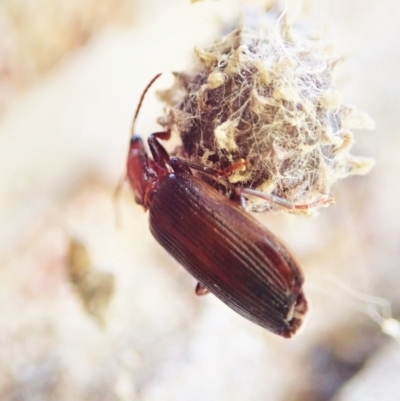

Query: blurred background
1,0,399,400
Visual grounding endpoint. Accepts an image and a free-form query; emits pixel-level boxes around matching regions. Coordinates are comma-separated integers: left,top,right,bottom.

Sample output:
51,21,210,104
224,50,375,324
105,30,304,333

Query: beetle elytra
125,74,309,338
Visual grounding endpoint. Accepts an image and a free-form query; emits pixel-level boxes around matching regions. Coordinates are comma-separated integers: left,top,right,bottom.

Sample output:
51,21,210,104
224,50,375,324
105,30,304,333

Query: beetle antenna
131,73,162,137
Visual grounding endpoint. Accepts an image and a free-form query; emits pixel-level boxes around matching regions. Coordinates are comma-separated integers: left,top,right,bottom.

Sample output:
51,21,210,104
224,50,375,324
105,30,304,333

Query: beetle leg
231,187,247,209
195,282,210,296
291,197,334,210
219,158,247,176
147,130,172,171
169,157,247,177
239,187,334,211
169,158,192,175
152,130,171,141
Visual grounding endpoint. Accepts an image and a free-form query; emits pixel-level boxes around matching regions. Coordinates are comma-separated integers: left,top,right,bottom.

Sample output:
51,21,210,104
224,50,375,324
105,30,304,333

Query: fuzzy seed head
158,14,375,212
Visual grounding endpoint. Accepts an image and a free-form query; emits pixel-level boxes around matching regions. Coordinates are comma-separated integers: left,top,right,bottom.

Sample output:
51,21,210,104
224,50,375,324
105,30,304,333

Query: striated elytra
126,134,308,338
150,171,308,337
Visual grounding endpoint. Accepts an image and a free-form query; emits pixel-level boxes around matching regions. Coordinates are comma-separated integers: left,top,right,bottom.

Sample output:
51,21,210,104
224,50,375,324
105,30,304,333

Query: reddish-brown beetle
126,74,311,338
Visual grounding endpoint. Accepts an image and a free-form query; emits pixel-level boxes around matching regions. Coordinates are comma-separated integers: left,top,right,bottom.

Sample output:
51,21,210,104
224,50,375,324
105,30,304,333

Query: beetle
125,74,311,338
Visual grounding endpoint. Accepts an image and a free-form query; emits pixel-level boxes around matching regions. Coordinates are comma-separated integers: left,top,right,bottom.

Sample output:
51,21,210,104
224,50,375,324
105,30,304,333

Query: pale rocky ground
1,1,400,400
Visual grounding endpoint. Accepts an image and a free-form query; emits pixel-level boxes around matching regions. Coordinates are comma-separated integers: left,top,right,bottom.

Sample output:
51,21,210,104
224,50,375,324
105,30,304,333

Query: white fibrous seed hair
157,12,375,213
